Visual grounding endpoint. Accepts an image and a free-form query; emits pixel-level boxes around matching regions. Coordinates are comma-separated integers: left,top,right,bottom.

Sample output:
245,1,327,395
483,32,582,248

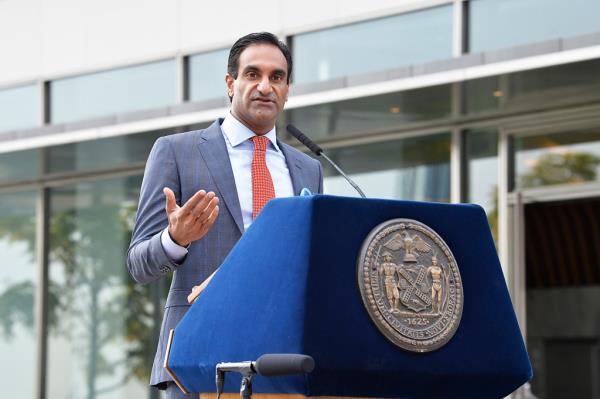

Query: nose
257,76,272,95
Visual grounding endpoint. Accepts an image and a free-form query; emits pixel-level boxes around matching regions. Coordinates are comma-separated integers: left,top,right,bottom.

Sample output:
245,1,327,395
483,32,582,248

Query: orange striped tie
251,136,276,219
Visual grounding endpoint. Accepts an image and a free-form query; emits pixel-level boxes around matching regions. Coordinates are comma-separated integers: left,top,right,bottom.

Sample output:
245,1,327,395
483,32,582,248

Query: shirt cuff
161,228,188,262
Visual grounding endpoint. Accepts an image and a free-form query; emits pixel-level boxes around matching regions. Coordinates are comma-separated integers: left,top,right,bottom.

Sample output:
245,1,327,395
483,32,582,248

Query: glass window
470,0,600,52
466,129,498,241
45,123,210,175
0,191,37,398
188,48,229,102
464,59,600,115
0,148,40,184
47,131,163,175
46,175,166,399
293,5,453,84
0,84,39,133
286,84,452,141
50,60,177,124
323,133,451,202
515,130,600,189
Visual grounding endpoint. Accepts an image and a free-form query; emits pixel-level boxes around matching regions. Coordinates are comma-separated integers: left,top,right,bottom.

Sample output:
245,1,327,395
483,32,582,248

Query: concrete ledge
170,98,229,115
483,39,561,64
64,116,117,132
562,32,600,51
413,53,484,76
117,107,170,124
289,78,346,96
347,66,412,87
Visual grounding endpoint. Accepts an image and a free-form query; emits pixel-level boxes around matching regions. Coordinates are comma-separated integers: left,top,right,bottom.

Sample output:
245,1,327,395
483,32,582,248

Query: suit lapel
279,141,305,196
196,120,244,234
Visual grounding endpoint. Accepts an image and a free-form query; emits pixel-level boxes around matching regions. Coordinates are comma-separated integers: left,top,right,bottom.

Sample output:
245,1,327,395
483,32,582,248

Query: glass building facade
2,1,600,398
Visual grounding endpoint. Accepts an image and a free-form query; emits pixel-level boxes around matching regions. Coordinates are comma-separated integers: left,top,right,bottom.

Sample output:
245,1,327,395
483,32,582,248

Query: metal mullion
453,0,468,57
177,54,188,103
39,81,48,126
34,187,49,399
498,130,512,281
450,129,465,203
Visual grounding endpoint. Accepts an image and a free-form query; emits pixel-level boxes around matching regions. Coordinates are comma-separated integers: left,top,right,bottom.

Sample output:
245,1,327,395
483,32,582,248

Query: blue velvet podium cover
167,195,532,398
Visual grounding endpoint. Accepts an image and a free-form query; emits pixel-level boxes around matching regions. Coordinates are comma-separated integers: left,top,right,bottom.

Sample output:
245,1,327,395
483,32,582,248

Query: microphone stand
319,152,366,198
240,374,253,399
286,124,366,198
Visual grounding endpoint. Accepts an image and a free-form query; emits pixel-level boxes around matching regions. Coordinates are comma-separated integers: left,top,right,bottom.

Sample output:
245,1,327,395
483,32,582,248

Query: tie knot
251,135,269,152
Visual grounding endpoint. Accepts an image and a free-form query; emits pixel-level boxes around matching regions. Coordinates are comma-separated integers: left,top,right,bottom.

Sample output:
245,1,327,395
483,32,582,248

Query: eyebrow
242,65,287,77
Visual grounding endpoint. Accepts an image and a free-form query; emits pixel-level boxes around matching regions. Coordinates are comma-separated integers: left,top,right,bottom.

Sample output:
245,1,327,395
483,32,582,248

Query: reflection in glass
47,131,163,175
0,148,40,184
188,48,229,102
516,131,600,189
323,133,450,202
464,59,600,116
0,191,37,398
46,123,210,175
0,84,39,133
286,85,451,141
51,59,177,124
293,5,452,84
470,0,600,52
466,129,498,241
47,176,165,399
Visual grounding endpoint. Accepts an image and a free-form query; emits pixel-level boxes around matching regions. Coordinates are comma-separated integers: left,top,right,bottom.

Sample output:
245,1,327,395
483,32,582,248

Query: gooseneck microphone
286,124,366,198
216,354,315,399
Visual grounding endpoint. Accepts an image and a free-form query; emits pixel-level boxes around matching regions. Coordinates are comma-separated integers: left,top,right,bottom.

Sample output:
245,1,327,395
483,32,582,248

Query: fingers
198,205,219,236
190,195,219,222
169,190,219,245
163,187,178,214
181,190,209,213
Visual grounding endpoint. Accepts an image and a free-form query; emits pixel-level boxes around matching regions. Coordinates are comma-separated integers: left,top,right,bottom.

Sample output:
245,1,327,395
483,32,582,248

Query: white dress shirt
161,113,294,261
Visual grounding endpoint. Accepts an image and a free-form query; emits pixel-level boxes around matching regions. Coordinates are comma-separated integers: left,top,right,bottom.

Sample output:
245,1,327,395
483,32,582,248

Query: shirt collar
221,112,281,152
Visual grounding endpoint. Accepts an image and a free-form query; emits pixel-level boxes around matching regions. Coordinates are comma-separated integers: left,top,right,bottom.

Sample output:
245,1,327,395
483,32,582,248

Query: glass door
502,114,600,399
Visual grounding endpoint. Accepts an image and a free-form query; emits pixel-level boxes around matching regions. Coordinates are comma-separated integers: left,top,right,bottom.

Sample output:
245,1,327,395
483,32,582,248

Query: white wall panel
0,0,441,86
40,0,87,80
179,0,284,52
0,0,43,86
40,0,177,79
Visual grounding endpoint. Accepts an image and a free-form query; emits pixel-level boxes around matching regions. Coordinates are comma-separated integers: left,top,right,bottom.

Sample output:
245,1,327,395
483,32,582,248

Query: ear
225,74,235,97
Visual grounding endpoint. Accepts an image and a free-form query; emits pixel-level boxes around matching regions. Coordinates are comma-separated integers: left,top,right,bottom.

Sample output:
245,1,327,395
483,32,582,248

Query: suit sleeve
127,137,183,284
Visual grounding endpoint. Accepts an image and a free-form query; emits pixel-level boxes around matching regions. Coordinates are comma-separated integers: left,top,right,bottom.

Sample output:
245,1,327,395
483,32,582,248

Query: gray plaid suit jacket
126,118,323,388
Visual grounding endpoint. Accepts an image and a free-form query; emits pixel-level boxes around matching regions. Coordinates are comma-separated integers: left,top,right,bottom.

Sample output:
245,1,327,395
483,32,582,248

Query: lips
251,95,275,103
253,98,274,103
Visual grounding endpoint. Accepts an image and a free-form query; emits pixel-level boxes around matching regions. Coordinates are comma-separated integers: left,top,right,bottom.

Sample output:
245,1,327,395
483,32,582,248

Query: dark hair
227,32,293,84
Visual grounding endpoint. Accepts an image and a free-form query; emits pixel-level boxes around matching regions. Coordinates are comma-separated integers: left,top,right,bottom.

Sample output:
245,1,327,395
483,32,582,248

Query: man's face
226,44,289,134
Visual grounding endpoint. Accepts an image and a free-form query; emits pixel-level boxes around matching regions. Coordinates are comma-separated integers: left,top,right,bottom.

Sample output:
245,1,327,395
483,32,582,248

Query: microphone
215,354,315,399
286,124,366,198
254,354,315,376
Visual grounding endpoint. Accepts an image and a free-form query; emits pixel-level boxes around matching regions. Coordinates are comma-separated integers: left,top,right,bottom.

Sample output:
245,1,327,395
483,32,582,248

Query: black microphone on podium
215,354,314,399
286,124,366,198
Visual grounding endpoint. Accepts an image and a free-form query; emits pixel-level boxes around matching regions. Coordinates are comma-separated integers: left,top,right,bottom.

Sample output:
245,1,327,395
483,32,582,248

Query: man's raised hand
163,187,219,247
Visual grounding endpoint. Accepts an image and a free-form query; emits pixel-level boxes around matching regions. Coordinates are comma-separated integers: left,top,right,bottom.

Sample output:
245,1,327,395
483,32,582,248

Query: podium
166,195,532,398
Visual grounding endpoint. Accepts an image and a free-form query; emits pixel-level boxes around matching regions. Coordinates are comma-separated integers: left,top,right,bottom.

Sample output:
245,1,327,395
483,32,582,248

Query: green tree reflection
0,187,164,399
49,197,160,399
0,205,36,340
520,151,600,188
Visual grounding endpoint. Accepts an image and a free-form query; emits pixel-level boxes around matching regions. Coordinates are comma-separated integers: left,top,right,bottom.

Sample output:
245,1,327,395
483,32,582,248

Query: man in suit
127,32,323,398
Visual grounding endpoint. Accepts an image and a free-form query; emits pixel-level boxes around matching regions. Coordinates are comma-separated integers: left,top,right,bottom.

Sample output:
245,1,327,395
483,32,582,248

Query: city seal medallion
357,218,463,352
